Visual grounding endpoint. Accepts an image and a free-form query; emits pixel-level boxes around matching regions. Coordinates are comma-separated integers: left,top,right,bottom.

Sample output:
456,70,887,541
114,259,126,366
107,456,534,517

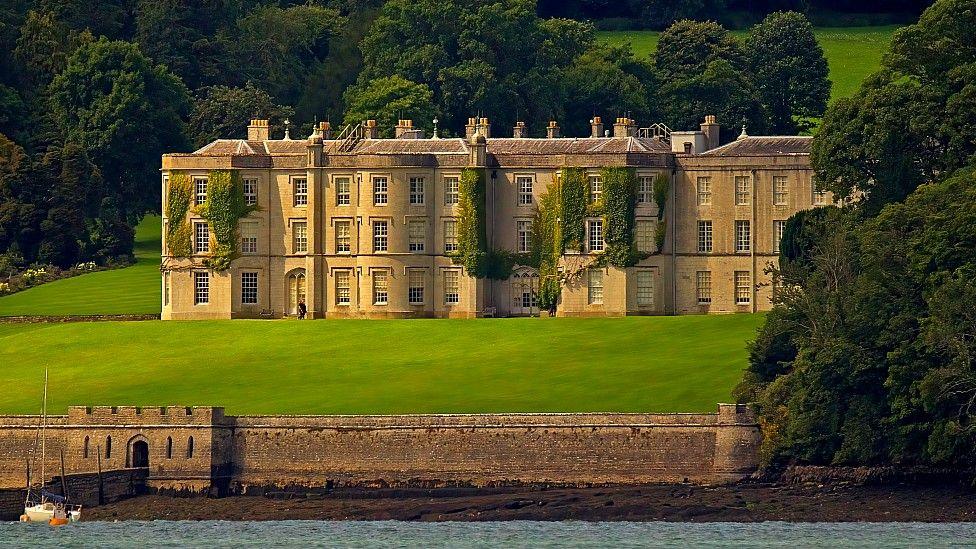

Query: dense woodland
738,0,976,473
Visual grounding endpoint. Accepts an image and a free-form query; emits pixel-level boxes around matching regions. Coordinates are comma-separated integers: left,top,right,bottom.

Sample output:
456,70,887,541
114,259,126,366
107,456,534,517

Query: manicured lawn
0,216,161,316
597,25,899,101
0,315,762,415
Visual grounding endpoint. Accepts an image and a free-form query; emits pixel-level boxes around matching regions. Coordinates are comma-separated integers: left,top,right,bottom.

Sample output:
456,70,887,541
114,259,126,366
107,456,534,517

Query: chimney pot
364,119,379,139
513,121,527,139
590,116,604,138
546,120,560,139
247,119,270,141
701,115,720,150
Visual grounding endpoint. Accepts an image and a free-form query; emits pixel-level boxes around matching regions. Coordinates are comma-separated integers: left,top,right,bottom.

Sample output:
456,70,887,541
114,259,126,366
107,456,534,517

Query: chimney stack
247,119,270,141
513,121,527,138
319,121,333,140
465,117,477,140
700,115,720,150
546,120,560,139
364,119,378,139
475,117,491,139
612,117,637,138
395,119,414,138
590,116,604,138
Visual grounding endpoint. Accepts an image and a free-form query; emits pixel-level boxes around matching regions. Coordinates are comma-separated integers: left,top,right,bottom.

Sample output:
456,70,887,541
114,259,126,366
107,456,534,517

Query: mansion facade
160,116,826,319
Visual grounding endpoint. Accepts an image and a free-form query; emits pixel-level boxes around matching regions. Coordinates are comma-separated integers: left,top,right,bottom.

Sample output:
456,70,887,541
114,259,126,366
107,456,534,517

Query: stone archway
127,435,150,469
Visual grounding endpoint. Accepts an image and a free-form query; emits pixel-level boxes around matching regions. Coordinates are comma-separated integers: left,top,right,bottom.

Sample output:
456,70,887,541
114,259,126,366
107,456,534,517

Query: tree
48,38,190,219
654,20,744,81
189,83,294,148
14,10,93,89
342,76,436,137
745,11,830,134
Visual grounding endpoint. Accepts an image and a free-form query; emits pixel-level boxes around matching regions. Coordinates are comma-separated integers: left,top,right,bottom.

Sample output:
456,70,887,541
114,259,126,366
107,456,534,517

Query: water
1,521,974,548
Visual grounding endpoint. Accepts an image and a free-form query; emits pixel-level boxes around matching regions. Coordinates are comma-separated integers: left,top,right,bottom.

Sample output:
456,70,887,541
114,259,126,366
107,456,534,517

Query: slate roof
701,136,812,157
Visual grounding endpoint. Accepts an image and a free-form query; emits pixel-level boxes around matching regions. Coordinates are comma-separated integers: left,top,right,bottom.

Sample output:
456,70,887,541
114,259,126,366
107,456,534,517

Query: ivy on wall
196,170,258,271
533,187,563,311
601,167,640,268
653,173,670,251
165,172,193,257
454,168,488,277
560,167,588,252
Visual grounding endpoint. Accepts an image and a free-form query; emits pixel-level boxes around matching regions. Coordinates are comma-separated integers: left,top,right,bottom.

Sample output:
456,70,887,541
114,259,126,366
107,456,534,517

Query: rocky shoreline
84,481,976,522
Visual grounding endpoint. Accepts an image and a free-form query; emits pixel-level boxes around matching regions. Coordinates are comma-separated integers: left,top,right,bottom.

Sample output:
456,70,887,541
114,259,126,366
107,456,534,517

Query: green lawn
597,25,899,101
0,216,161,316
0,315,762,415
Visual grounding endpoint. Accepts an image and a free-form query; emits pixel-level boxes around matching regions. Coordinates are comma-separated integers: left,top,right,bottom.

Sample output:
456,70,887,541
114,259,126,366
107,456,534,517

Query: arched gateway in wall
127,435,150,469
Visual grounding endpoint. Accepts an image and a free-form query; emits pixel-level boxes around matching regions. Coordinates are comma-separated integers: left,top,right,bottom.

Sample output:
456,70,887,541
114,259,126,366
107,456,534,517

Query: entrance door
287,272,306,315
131,440,149,468
510,269,540,316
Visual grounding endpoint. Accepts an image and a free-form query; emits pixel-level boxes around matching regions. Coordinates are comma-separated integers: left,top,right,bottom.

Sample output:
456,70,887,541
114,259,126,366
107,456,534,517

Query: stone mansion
160,115,826,319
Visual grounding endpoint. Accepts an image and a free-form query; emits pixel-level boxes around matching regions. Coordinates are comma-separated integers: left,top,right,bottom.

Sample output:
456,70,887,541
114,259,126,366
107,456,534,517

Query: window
373,176,388,205
735,220,751,253
813,185,828,205
735,271,751,304
243,178,258,206
635,220,654,253
588,175,603,203
84,436,89,459
410,177,425,205
194,271,209,304
373,220,388,252
696,271,711,305
163,272,170,306
697,220,712,253
773,220,786,252
444,176,459,205
773,176,788,205
408,220,425,252
194,222,210,253
637,271,654,307
735,176,750,205
408,270,424,304
335,220,351,253
336,177,351,206
444,270,460,304
335,270,351,305
105,436,112,459
697,177,711,205
241,222,258,254
194,177,207,205
373,270,388,305
517,220,532,253
588,219,604,252
517,176,533,205
443,219,458,253
637,176,653,204
293,177,307,207
187,436,194,459
166,437,172,459
587,269,604,305
241,271,258,304
292,221,307,253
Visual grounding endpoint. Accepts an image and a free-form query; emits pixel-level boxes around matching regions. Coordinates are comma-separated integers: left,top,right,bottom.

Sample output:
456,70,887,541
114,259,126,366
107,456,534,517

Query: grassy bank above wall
0,314,762,415
597,25,898,101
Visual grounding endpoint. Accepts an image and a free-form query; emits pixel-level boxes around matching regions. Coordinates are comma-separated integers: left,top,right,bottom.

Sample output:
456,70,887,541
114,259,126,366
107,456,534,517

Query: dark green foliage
533,184,563,312
196,169,258,271
454,168,488,277
601,167,642,267
189,83,294,148
560,168,588,251
165,172,192,258
342,76,436,137
746,11,831,133
48,38,191,219
655,20,744,81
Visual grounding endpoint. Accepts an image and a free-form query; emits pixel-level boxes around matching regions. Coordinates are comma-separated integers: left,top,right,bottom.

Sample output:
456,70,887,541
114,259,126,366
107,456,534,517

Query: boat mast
41,367,47,494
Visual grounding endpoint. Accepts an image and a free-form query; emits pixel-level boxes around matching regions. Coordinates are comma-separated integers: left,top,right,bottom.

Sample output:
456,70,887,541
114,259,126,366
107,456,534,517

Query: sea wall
0,404,760,495
0,468,147,520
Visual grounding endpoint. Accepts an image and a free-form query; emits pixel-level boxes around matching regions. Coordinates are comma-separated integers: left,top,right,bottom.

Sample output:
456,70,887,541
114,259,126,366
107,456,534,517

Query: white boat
20,369,82,525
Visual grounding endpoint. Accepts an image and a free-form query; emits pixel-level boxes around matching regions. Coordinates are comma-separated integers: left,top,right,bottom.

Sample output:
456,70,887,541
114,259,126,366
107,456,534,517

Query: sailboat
20,369,82,525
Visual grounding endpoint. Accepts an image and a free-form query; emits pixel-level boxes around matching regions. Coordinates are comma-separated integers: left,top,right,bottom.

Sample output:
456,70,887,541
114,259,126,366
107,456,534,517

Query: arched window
166,437,173,459
83,436,89,459
105,436,112,459
287,271,306,315
187,436,194,458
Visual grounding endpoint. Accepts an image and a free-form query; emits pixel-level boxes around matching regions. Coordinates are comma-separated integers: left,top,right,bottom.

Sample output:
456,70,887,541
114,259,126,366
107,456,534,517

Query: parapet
67,406,226,425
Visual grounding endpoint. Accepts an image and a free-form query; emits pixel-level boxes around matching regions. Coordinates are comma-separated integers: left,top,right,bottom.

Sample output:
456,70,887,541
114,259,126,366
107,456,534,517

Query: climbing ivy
533,187,563,312
165,172,193,257
454,168,488,277
601,167,640,267
195,170,258,271
560,167,587,252
652,173,670,251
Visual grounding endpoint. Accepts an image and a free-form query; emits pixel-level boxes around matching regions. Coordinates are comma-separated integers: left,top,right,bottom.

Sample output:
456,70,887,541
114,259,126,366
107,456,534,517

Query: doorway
130,440,149,469
287,271,306,316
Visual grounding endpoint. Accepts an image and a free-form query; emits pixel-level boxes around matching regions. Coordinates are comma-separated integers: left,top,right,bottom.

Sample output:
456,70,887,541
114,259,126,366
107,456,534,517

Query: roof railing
638,123,672,143
329,123,363,153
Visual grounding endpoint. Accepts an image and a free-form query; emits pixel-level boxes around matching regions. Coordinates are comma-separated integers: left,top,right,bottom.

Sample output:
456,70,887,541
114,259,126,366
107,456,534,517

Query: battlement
67,405,225,425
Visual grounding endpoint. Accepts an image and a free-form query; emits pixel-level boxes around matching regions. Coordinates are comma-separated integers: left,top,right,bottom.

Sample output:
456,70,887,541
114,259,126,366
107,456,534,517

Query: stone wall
0,404,760,496
0,468,147,520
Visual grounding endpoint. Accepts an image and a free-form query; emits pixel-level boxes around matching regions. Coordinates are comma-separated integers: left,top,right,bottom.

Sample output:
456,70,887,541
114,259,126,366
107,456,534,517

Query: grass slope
596,26,898,101
0,315,762,415
0,216,161,316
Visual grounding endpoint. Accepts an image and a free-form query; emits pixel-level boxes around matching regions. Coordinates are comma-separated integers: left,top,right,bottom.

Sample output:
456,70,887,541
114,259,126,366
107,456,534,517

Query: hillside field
597,26,898,101
0,216,161,316
0,314,762,415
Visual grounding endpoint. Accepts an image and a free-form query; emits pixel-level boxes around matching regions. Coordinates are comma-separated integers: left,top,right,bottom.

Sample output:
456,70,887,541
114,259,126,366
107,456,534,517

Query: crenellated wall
0,404,760,493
